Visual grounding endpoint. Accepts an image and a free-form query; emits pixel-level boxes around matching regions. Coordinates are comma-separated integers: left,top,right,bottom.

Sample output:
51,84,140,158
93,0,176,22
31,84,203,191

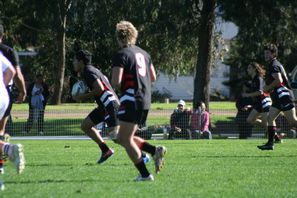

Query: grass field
11,101,237,111
1,139,297,197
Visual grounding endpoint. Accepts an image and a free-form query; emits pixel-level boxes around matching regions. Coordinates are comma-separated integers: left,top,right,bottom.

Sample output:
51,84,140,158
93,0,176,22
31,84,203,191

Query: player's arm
14,65,27,102
150,64,156,82
263,73,282,92
3,65,16,86
111,66,123,89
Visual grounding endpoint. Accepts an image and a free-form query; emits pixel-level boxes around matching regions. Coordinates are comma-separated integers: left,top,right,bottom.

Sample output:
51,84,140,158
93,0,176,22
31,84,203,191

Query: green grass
1,139,297,197
11,101,237,111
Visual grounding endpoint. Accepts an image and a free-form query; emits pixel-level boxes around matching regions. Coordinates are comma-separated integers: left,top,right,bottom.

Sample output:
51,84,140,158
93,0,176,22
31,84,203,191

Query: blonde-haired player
112,21,166,181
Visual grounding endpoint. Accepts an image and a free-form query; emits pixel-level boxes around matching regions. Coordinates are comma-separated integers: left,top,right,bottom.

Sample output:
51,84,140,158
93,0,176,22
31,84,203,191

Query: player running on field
112,21,166,182
0,52,25,174
258,44,296,150
72,50,119,164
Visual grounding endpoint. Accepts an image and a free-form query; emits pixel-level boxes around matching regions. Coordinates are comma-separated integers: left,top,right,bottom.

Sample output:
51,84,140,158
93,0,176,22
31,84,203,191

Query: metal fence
6,108,297,140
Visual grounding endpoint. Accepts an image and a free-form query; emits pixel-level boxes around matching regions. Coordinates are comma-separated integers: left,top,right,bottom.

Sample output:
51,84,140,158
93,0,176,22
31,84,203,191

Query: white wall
153,63,230,101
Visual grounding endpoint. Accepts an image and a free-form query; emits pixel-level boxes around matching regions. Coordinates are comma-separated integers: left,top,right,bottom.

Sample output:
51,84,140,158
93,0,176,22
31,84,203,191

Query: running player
112,21,166,182
0,24,26,174
0,51,25,174
242,62,271,135
258,44,296,150
72,50,119,164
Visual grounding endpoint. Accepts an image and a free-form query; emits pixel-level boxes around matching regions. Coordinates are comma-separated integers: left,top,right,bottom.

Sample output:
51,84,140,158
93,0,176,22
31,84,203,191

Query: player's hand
15,91,26,103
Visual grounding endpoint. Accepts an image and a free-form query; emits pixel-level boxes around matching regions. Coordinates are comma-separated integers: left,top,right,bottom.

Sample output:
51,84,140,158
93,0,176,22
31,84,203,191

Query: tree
218,0,297,98
193,0,216,109
51,0,72,104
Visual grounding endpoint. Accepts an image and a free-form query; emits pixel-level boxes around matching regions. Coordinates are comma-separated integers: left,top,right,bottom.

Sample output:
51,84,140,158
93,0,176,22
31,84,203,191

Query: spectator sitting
190,101,212,139
168,100,192,139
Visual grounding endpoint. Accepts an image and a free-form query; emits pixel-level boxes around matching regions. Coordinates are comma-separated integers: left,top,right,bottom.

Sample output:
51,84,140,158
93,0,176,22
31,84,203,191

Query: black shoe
257,143,274,150
97,149,114,164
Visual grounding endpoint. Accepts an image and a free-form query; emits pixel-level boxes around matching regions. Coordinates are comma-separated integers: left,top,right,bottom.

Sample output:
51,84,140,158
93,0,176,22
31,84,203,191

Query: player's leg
0,115,9,174
117,121,153,181
258,106,280,150
283,107,297,126
82,108,113,164
0,140,25,174
246,109,261,125
133,110,166,174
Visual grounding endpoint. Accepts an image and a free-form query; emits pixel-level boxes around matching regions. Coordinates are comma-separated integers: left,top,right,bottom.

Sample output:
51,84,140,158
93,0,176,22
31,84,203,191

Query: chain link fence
6,108,297,140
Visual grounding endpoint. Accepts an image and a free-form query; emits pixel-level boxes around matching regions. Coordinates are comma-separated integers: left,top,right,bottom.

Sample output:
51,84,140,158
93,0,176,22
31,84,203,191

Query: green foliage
151,89,172,102
2,140,297,197
218,0,297,96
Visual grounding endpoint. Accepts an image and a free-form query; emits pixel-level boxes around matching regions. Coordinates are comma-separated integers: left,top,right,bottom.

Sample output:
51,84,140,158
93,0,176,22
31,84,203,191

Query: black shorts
271,87,295,111
4,87,13,117
88,101,119,127
117,99,149,124
254,97,271,113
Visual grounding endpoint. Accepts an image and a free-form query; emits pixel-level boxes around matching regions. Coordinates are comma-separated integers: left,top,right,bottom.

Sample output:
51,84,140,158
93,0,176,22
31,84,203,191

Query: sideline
12,136,93,140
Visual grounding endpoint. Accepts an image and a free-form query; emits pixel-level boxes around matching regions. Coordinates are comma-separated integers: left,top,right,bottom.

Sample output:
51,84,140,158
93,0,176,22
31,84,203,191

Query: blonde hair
116,21,138,46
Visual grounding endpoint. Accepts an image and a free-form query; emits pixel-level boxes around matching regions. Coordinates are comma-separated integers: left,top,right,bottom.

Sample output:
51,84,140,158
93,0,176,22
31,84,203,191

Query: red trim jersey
266,59,292,103
82,65,119,108
112,45,153,110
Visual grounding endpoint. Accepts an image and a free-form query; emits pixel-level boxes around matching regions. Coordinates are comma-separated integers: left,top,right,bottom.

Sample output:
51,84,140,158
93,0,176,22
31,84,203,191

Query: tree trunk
51,1,68,105
193,0,216,110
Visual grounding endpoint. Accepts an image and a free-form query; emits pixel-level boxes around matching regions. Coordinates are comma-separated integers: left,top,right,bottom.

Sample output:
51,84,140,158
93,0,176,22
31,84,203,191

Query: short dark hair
264,43,278,57
0,24,4,37
76,50,92,64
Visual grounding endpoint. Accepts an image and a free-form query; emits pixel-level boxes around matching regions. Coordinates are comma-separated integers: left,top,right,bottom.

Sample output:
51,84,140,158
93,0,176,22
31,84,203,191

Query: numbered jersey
112,45,152,109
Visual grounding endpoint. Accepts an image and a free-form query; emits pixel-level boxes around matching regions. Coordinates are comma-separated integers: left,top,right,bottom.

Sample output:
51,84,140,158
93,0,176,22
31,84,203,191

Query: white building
153,21,237,101
153,61,230,101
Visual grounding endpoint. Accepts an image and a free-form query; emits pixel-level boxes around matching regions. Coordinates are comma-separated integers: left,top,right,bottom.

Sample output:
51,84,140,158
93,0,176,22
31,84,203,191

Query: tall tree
51,0,72,104
193,0,216,109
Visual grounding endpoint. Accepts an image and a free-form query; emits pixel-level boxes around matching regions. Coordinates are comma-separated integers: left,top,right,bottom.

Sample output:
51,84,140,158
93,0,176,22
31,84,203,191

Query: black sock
268,126,276,144
142,142,156,156
98,142,109,153
135,159,150,177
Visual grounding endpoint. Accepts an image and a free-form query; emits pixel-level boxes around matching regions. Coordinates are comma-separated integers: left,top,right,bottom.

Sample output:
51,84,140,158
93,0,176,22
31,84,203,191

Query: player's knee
80,122,90,133
116,134,130,147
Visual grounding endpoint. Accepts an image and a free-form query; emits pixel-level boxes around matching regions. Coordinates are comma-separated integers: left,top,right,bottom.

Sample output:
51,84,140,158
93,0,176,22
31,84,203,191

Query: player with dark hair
72,50,119,164
242,62,274,137
258,44,296,150
0,24,26,174
112,21,166,182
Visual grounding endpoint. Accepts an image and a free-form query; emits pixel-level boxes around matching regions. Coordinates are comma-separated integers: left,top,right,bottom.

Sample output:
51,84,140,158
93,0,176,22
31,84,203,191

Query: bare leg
117,121,141,163
0,116,9,136
283,108,297,126
81,117,105,145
